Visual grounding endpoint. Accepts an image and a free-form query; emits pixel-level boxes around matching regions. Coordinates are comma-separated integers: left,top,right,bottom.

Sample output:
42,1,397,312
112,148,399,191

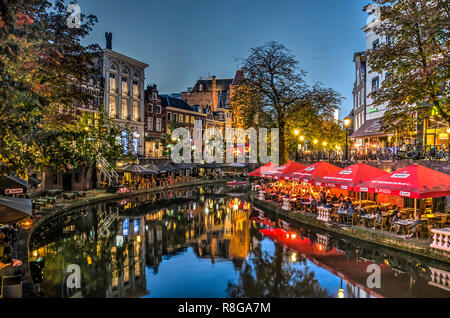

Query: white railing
282,198,290,211
428,267,450,292
317,207,331,222
258,191,266,201
430,228,450,252
97,155,119,186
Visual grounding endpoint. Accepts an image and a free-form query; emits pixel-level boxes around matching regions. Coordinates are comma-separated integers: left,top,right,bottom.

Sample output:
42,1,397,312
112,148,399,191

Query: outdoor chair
436,216,448,228
389,219,399,233
0,275,22,298
374,217,388,231
408,223,423,239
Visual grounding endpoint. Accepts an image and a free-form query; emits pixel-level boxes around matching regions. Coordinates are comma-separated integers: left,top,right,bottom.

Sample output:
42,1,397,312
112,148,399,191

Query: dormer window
199,84,203,92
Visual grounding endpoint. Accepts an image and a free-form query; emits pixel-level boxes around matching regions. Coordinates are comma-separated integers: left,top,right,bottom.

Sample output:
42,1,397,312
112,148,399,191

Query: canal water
27,183,450,298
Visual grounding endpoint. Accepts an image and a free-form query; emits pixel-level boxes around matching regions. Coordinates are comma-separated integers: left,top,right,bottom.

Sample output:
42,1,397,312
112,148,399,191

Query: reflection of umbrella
123,163,158,175
0,175,28,189
0,196,32,224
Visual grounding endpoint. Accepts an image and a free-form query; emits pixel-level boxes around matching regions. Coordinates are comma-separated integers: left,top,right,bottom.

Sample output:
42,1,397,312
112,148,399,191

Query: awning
0,175,28,190
123,163,158,175
350,118,386,139
0,196,32,224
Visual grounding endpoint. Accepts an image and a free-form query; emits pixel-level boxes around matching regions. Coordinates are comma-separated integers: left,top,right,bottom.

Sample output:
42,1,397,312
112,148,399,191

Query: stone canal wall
249,192,450,265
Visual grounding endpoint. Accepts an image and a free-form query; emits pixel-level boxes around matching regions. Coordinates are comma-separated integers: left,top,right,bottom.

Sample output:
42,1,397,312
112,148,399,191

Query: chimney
105,32,112,50
211,75,217,111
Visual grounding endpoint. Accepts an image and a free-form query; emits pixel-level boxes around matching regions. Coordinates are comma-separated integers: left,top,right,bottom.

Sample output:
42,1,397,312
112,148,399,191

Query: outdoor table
360,214,377,227
394,219,416,236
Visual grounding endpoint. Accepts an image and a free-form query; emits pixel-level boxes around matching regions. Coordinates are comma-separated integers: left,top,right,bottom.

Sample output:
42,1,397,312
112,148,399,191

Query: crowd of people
254,179,425,238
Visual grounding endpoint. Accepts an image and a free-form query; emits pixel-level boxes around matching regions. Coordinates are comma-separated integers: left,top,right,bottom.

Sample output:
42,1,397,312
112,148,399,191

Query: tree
286,84,345,154
0,0,102,177
232,42,343,163
367,0,449,133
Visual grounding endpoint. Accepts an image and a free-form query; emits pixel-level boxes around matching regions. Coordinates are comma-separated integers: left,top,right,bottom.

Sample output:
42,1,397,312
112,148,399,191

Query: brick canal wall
249,192,450,265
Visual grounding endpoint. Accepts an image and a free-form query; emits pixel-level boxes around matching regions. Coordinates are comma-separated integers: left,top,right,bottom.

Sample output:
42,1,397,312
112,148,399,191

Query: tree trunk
278,120,288,164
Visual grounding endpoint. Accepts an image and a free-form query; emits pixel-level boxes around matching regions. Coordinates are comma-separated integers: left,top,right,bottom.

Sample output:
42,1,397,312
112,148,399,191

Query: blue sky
77,0,371,118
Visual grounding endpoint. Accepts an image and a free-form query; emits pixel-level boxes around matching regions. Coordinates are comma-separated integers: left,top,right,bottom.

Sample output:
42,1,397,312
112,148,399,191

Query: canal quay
15,181,450,298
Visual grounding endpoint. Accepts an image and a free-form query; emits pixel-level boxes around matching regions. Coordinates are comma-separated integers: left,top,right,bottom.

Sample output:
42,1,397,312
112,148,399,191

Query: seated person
330,194,338,204
337,204,346,214
391,211,402,234
338,193,345,204
374,209,383,226
347,204,355,217
0,254,24,279
407,215,423,238
344,198,352,209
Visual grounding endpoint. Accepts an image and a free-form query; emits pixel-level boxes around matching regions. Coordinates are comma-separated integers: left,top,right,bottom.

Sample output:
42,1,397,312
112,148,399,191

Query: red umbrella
355,164,450,199
249,161,277,177
288,161,342,184
280,162,306,180
316,163,388,191
262,161,306,180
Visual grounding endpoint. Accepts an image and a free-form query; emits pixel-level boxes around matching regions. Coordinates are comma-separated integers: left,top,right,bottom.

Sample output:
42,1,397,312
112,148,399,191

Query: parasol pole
414,198,417,218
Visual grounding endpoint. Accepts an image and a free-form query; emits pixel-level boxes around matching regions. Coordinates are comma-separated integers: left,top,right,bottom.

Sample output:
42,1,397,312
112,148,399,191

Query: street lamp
343,117,352,161
294,129,300,136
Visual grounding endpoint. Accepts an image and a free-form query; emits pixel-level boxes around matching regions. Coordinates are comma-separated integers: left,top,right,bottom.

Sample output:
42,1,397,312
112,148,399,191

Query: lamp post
344,117,352,161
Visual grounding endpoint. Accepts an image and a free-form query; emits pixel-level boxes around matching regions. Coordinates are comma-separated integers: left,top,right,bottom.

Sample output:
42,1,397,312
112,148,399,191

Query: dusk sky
78,0,372,118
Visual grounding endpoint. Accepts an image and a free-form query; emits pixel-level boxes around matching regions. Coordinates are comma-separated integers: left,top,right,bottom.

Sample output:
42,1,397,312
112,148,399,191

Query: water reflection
27,184,450,298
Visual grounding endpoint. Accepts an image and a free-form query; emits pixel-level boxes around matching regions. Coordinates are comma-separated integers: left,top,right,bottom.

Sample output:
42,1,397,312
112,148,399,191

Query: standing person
338,193,345,204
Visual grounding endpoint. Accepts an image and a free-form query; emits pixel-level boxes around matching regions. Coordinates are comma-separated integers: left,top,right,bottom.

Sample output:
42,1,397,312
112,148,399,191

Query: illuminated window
133,80,139,98
109,96,116,117
122,98,128,119
133,101,139,121
121,77,128,95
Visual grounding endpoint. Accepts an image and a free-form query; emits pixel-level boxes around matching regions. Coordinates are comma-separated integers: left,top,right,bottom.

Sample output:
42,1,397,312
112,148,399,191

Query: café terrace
250,161,450,252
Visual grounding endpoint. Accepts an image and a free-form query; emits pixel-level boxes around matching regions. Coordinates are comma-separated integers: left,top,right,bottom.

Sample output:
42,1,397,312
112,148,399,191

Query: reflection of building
28,204,147,298
144,196,251,272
